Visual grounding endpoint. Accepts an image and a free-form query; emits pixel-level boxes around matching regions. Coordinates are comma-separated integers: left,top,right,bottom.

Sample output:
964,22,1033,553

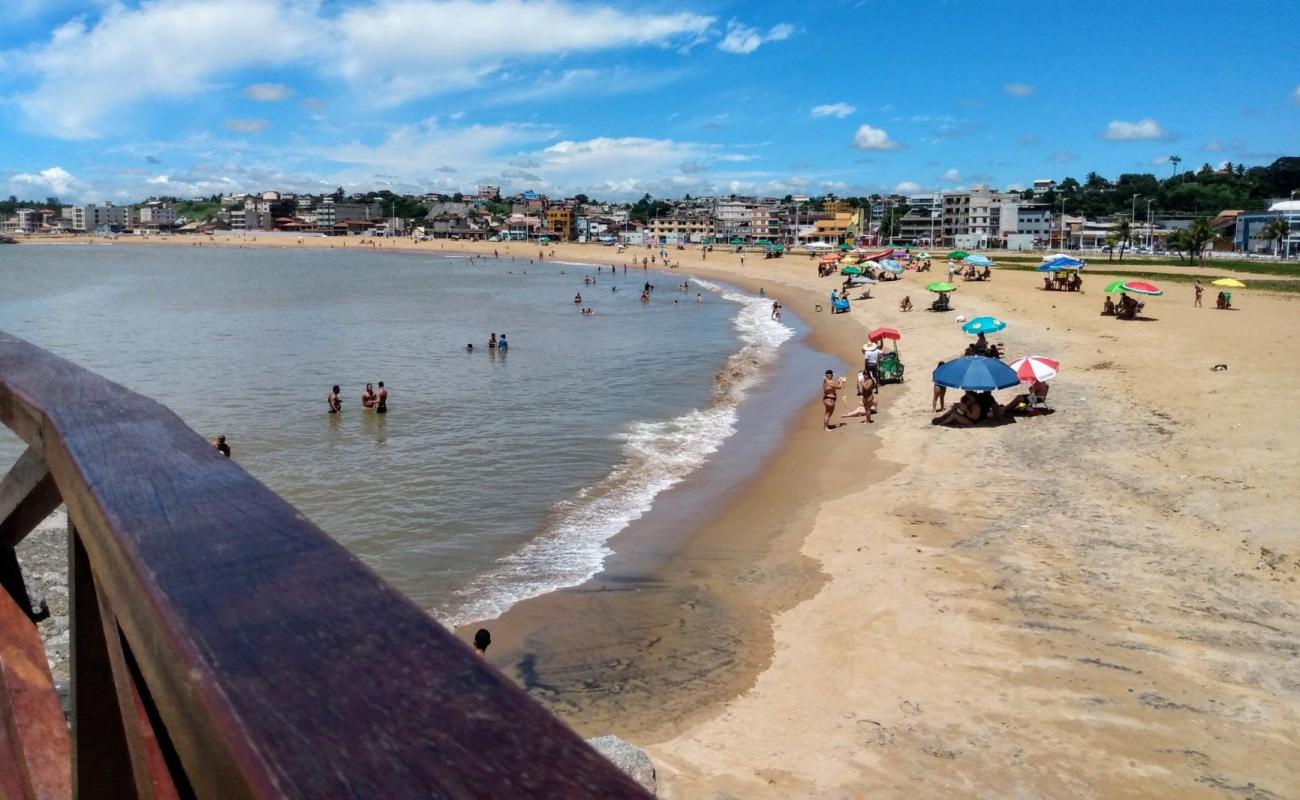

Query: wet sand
29,234,1300,797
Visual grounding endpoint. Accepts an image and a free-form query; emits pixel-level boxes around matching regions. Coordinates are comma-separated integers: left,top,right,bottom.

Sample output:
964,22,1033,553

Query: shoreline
17,233,1300,797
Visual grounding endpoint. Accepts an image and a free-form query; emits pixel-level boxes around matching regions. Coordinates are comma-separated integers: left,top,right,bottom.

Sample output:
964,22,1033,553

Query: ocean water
0,243,797,623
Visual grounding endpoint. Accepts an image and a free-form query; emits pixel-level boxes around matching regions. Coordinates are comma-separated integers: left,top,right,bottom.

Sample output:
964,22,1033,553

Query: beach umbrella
964,254,993,267
961,316,1007,335
840,265,864,275
1212,278,1246,288
805,241,832,250
932,356,1021,391
947,250,969,260
916,251,930,259
1042,253,1071,261
880,260,904,275
1007,355,1060,382
926,282,957,293
861,260,882,270
1121,280,1163,296
729,237,745,245
1103,279,1129,294
868,327,901,342
846,276,876,285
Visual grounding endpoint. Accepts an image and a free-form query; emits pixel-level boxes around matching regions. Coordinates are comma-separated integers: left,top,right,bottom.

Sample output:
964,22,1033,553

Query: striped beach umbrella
1121,280,1163,296
1007,355,1060,382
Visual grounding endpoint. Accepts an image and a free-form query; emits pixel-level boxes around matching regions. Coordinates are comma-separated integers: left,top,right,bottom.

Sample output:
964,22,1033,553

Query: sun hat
862,341,879,352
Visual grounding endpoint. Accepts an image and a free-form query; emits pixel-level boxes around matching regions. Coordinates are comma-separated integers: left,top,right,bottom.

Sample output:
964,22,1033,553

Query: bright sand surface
28,234,1300,798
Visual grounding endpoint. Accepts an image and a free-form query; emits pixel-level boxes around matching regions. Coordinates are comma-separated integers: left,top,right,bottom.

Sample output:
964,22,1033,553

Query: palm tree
1186,217,1215,265
1262,217,1291,257
1114,218,1133,261
1104,233,1119,261
1165,229,1189,263
1169,154,1182,179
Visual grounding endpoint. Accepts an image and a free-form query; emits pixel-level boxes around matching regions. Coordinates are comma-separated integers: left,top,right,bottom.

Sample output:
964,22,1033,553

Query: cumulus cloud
941,168,961,182
242,83,293,102
1103,118,1173,141
1050,151,1077,162
223,118,270,134
894,181,921,193
811,102,855,119
717,20,794,54
7,0,719,135
1003,83,1034,96
1150,155,1170,165
7,166,89,198
852,124,901,150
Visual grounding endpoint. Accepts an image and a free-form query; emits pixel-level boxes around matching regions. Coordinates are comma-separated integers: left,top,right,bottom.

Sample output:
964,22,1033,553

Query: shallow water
0,243,796,621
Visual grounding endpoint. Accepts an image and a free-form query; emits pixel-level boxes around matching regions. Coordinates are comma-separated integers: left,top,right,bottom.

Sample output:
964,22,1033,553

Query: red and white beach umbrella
1007,355,1059,382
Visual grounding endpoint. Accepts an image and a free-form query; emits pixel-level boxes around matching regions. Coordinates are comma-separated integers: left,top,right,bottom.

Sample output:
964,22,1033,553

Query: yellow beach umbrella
1211,278,1246,288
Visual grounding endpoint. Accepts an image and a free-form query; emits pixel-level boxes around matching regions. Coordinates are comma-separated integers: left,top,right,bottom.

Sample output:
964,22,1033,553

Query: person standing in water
327,385,342,414
212,435,231,457
498,334,508,350
488,332,498,348
375,382,388,414
362,383,377,409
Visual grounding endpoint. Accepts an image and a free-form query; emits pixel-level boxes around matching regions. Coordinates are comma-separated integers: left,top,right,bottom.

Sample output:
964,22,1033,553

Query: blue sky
1,0,1296,203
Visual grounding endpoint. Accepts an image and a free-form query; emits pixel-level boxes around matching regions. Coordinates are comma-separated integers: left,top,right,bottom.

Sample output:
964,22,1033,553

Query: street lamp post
1289,190,1298,260
1145,199,1154,251
1131,194,1141,254
1058,196,1067,251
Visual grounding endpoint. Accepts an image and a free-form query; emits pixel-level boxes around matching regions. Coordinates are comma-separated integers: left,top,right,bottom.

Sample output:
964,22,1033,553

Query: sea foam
441,279,793,626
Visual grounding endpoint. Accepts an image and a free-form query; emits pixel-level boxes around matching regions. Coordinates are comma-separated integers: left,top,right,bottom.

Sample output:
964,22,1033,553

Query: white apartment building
15,209,40,232
138,204,177,227
64,203,128,232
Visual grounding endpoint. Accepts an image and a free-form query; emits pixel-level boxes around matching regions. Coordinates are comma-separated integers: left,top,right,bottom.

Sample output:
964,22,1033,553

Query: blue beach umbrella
964,254,993,267
1037,256,1085,272
880,260,904,274
932,356,1020,391
961,316,1007,334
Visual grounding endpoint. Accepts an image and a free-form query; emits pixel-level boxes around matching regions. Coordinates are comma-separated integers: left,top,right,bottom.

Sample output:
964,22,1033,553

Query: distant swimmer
574,293,582,304
328,385,342,414
362,383,377,409
498,334,507,350
488,332,498,348
474,628,491,658
212,434,231,457
697,293,703,303
466,343,474,351
375,382,388,414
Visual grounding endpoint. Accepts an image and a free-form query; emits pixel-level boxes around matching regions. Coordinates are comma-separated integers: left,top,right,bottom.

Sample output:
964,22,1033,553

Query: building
649,215,716,244
896,208,941,245
802,212,854,243
477,185,501,201
940,186,1009,247
544,206,576,241
713,199,753,241
65,203,129,232
1235,201,1300,256
138,203,177,229
15,209,40,233
822,198,854,215
998,203,1052,249
315,198,382,232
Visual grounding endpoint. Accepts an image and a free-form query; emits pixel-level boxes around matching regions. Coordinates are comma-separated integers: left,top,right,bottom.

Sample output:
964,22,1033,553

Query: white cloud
11,0,318,138
1050,151,1076,162
852,124,901,150
811,102,855,119
336,1,715,104
223,118,270,134
1003,83,1034,97
941,168,961,182
894,181,921,193
717,19,794,54
242,83,293,102
1293,86,1300,106
1150,155,1170,165
8,0,718,136
7,166,89,199
1103,118,1172,141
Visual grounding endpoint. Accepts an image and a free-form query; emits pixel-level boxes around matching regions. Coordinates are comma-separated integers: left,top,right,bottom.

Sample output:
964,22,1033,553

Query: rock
586,735,656,796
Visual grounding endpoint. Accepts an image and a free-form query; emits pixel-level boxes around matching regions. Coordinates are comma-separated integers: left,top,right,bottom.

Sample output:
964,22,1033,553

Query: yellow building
823,199,854,215
803,212,854,242
544,207,575,241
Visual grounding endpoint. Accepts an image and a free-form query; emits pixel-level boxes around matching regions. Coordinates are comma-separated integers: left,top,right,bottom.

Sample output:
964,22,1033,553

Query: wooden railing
0,331,649,798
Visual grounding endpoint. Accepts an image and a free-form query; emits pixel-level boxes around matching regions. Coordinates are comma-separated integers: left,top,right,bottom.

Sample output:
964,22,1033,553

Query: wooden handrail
0,331,649,798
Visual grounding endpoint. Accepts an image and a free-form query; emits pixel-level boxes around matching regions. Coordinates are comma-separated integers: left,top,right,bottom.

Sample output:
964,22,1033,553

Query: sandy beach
20,234,1300,797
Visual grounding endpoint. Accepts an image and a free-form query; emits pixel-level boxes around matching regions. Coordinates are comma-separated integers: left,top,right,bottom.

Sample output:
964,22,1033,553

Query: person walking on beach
1194,280,1204,307
932,361,948,412
327,385,342,414
863,341,882,384
362,383,377,409
375,382,388,414
822,370,844,431
212,435,231,457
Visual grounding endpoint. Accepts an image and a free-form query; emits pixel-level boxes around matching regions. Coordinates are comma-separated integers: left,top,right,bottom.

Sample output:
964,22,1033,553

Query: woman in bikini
822,369,844,431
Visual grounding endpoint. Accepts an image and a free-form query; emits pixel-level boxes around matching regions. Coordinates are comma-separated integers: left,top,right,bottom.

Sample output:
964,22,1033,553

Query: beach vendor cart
868,327,905,383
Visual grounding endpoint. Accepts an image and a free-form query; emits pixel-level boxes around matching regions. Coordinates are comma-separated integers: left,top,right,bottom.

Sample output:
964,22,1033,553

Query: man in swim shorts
375,382,388,414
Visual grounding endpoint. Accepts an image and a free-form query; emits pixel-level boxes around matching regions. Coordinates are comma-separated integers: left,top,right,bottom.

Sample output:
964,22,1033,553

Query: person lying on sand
932,392,979,427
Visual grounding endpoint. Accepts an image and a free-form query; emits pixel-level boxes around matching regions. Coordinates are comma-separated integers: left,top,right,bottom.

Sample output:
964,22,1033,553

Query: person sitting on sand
841,370,877,424
1044,275,1055,291
1102,296,1116,315
1004,379,1050,415
932,392,979,427
822,369,845,431
1216,290,1227,309
981,266,991,281
932,362,947,412
964,342,979,357
975,390,1001,422
362,383,377,409
327,385,342,414
899,295,913,312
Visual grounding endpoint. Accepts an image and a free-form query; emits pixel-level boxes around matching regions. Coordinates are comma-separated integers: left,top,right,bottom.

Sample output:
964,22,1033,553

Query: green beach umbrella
840,265,864,276
1103,280,1128,294
947,250,969,260
729,237,744,245
926,282,957,293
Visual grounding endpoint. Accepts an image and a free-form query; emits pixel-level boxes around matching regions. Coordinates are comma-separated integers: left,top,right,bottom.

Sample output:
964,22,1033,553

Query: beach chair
1027,388,1051,414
